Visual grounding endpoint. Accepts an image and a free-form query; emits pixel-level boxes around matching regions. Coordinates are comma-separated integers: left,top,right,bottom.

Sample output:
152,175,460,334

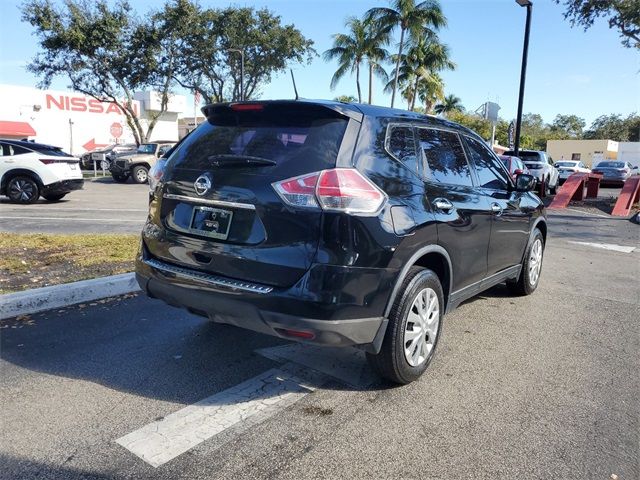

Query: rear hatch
149,102,355,288
33,147,82,180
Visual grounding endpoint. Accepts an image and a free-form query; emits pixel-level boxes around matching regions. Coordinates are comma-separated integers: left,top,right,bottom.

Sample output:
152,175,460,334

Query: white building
618,142,640,168
0,84,186,155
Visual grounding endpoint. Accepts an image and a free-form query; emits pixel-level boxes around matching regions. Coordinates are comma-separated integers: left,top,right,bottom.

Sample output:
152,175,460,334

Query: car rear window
32,146,72,157
555,162,576,167
170,105,348,171
505,151,542,162
596,162,624,168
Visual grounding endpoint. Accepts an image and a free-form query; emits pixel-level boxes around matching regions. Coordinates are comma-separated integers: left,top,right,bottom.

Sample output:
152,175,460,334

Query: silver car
592,161,636,185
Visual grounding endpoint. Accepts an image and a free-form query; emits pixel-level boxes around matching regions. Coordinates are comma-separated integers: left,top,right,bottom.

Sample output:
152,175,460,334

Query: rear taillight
149,159,167,192
39,159,55,165
272,168,386,215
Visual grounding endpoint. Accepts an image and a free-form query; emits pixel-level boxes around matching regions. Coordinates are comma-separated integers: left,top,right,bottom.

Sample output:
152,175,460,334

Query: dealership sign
0,84,182,155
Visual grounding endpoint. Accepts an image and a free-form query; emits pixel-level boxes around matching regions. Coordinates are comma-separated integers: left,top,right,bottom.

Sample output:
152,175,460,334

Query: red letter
106,103,122,114
70,97,87,112
46,94,65,110
88,98,103,113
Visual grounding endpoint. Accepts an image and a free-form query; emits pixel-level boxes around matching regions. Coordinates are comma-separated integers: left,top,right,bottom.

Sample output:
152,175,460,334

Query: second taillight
272,168,386,215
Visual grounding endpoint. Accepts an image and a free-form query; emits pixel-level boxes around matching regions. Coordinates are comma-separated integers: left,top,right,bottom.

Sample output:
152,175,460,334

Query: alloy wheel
528,238,543,286
9,179,37,202
404,287,440,367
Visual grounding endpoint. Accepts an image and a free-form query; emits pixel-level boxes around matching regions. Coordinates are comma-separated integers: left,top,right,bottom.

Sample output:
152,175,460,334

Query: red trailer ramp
611,176,640,217
547,173,602,209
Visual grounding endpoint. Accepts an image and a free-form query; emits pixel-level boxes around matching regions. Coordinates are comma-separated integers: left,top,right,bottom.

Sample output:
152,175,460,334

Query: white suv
0,139,84,204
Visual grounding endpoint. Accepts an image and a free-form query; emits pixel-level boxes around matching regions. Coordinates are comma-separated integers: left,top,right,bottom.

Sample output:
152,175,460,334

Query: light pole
228,49,245,101
514,0,532,156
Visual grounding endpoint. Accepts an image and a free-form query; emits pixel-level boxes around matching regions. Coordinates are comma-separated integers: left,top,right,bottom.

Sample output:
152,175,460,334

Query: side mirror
515,173,536,192
633,166,639,170
514,168,524,175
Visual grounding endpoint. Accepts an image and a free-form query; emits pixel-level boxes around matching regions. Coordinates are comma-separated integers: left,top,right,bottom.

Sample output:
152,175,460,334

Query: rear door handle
433,198,454,213
491,202,503,215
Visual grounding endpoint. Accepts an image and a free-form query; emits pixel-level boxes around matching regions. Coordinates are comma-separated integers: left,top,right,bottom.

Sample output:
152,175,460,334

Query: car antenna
290,69,299,100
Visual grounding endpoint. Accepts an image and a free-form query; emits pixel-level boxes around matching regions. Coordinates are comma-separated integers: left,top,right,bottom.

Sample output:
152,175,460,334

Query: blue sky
1,0,638,126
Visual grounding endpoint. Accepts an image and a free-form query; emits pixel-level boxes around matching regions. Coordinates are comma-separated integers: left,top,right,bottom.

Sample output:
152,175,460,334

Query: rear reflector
272,168,386,215
230,103,264,111
275,328,316,340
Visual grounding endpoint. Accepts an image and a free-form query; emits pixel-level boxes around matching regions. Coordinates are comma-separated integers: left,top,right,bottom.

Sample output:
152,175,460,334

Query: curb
0,273,140,320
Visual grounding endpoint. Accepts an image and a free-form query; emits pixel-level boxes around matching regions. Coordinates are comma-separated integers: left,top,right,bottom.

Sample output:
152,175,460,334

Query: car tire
132,165,149,184
366,266,444,385
42,193,67,202
7,176,40,204
507,228,545,296
111,173,129,183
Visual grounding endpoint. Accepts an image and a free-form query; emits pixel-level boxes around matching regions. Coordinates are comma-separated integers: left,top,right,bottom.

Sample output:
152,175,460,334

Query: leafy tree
175,5,315,103
434,94,463,117
22,0,185,144
334,95,358,103
366,0,446,108
554,0,640,49
549,114,586,139
583,113,640,141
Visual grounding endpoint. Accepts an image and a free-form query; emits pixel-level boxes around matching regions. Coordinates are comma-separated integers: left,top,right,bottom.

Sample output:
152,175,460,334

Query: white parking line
0,207,148,212
0,216,142,223
116,366,319,468
116,344,375,468
568,241,636,253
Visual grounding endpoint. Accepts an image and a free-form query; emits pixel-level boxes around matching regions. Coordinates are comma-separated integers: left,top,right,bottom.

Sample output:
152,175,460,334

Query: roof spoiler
201,100,363,122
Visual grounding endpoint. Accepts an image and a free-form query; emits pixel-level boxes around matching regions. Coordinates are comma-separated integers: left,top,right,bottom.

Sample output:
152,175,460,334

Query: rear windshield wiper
207,154,276,167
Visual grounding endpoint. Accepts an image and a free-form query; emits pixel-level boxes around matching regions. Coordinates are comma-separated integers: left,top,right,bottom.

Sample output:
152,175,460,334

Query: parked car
135,100,546,385
503,149,559,194
108,142,175,183
499,155,529,182
592,161,637,185
80,143,137,170
0,139,83,203
554,160,591,184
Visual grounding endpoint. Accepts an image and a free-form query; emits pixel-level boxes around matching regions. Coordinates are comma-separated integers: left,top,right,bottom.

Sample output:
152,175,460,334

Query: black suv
136,100,546,384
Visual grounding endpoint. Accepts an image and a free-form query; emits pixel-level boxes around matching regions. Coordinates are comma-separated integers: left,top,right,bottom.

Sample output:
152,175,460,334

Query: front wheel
508,229,545,296
7,176,40,204
366,266,444,385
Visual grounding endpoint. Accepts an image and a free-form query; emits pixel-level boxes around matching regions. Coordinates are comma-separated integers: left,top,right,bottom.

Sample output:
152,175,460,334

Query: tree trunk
391,27,405,108
368,63,373,104
411,75,419,111
356,62,362,103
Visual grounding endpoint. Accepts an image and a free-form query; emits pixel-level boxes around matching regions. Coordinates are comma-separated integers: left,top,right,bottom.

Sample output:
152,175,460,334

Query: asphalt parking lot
0,177,149,234
1,208,638,479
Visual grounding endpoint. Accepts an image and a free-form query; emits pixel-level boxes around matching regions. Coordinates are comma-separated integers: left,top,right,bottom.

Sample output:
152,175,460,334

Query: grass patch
0,233,139,294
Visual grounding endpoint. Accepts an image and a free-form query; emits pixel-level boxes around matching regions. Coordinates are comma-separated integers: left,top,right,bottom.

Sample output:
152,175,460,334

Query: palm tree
323,17,368,103
417,73,445,113
366,0,446,108
384,36,454,111
434,94,463,116
362,18,391,104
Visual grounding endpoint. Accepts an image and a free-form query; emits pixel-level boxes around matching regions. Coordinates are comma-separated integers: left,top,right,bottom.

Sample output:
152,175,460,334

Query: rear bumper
135,249,394,352
42,179,84,195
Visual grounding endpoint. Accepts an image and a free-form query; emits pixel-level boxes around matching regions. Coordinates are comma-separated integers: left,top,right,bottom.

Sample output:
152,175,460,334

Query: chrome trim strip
144,258,273,294
163,193,256,210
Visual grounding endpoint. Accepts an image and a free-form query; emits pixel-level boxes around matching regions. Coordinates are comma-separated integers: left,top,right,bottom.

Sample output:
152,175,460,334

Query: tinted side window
386,125,418,175
11,145,32,155
418,128,473,187
465,137,510,190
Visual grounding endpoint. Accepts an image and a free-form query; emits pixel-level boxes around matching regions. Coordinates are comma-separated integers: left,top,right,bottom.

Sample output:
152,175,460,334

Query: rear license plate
189,206,233,240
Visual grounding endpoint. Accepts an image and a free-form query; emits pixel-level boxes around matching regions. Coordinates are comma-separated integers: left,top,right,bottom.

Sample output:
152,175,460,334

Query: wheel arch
384,245,453,318
1,168,43,195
